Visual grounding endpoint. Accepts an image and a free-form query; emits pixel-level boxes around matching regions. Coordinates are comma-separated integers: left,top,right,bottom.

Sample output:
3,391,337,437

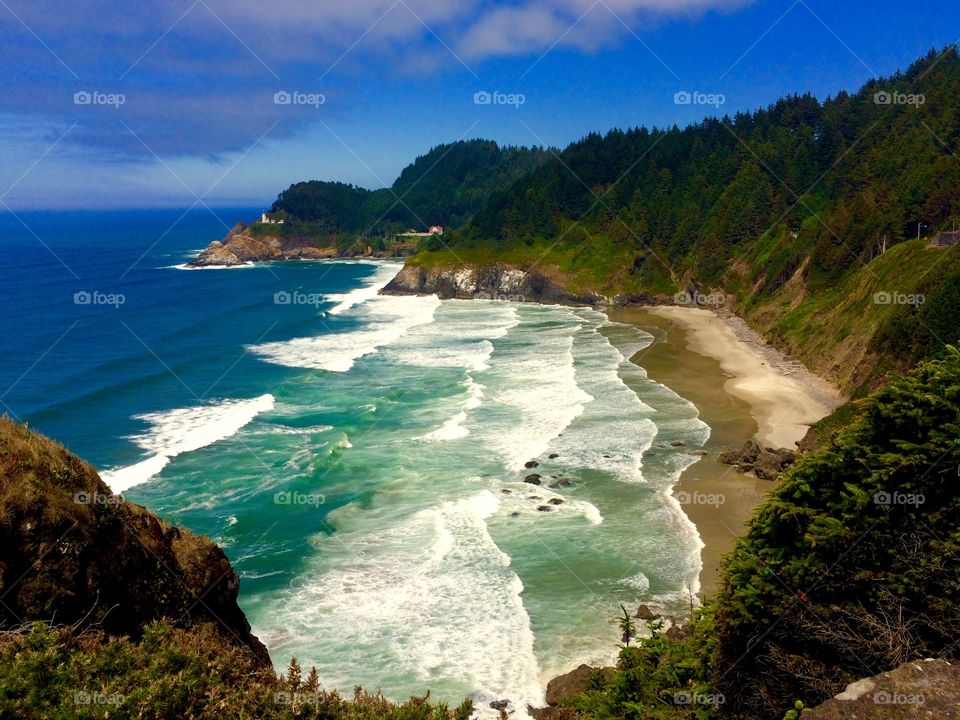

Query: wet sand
609,307,841,596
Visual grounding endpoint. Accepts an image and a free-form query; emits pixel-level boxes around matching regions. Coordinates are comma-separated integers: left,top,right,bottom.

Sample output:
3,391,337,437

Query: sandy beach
610,306,844,596
649,306,844,449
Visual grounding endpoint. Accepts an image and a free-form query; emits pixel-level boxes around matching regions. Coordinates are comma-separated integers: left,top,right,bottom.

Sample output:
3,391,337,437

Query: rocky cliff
0,417,269,666
381,263,609,305
190,221,336,266
190,221,415,267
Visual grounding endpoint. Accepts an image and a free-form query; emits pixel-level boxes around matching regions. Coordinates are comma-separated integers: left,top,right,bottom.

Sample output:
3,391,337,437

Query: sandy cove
609,306,844,596
648,306,844,450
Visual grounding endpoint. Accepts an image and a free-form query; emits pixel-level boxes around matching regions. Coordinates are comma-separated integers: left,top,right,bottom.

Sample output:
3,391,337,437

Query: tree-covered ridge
401,48,960,393
269,140,550,238
461,48,960,284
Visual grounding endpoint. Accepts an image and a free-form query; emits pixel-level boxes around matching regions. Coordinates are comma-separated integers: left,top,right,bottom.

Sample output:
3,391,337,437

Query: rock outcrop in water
190,222,340,266
381,264,604,304
0,417,269,666
190,220,417,267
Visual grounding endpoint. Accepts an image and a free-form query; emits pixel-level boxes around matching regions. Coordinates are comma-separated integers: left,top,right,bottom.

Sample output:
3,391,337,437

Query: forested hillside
269,140,550,239
412,47,960,394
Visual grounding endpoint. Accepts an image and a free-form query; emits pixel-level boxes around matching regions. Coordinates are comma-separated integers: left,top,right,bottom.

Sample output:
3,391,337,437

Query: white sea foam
541,315,660,482
100,394,275,492
385,300,519,372
619,571,651,594
247,424,334,436
166,262,257,270
495,481,604,526
475,305,593,471
261,490,544,716
420,376,485,441
325,262,403,315
249,294,441,372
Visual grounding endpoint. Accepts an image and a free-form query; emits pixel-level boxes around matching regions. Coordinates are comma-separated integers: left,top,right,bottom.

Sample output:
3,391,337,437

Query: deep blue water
0,208,379,469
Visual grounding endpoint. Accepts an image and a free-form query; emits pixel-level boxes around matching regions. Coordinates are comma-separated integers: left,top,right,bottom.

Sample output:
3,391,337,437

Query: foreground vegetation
0,621,471,720
561,347,960,719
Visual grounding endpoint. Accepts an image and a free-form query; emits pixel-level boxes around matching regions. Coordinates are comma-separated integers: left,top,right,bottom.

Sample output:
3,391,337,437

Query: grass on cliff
0,621,472,720
738,240,960,393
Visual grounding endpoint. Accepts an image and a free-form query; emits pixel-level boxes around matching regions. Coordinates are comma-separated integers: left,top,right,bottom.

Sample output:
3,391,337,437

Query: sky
1,0,958,210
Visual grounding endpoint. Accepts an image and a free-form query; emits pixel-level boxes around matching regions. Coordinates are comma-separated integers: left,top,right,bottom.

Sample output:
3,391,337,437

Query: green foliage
712,347,960,718
619,605,638,647
572,604,721,720
411,47,960,392
271,140,550,238
0,621,473,720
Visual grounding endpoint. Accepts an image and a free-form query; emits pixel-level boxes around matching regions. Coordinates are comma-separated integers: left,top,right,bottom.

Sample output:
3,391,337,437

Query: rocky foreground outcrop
0,417,269,666
381,264,605,304
804,659,960,718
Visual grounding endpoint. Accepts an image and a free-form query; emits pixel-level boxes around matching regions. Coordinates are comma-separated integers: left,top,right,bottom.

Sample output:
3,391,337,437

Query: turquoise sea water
0,210,709,715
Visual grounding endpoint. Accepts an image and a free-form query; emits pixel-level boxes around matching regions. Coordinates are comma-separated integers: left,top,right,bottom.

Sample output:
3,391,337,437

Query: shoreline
609,305,843,596
647,306,844,449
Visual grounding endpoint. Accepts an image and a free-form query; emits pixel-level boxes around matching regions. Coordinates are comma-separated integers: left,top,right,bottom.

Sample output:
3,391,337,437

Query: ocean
0,208,709,713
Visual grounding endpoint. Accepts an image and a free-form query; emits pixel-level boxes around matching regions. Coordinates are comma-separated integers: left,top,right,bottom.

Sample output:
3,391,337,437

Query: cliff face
381,263,607,305
190,221,415,267
190,221,341,267
0,417,269,666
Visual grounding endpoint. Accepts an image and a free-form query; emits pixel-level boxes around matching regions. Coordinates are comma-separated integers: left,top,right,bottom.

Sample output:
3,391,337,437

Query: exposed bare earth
648,306,844,449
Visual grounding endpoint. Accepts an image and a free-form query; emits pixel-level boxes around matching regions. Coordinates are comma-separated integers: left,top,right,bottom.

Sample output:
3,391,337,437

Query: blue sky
1,0,958,209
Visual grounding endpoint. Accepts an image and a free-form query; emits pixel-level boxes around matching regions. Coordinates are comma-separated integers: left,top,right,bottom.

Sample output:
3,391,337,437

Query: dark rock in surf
635,604,660,621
